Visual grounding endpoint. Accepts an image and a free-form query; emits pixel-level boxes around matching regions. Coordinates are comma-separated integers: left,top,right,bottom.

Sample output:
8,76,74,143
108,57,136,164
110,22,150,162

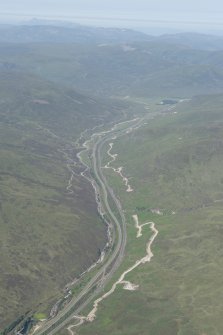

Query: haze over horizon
1,0,223,35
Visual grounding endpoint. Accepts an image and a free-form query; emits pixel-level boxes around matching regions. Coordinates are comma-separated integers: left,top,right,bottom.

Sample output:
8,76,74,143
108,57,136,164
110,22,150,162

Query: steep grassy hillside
0,71,124,140
0,72,125,330
77,95,223,335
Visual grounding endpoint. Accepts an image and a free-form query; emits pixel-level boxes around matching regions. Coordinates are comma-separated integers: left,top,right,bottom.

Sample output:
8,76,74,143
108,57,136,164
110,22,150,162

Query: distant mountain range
0,22,223,51
0,23,152,44
1,23,223,99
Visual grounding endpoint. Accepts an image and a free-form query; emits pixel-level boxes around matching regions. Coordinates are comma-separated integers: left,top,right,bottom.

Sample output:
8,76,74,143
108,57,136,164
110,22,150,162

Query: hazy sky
1,0,223,33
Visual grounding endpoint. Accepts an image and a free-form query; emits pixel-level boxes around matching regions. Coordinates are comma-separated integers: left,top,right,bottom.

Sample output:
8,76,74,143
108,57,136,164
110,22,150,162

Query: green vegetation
34,314,47,321
1,37,223,99
0,71,126,330
1,23,223,334
77,95,223,335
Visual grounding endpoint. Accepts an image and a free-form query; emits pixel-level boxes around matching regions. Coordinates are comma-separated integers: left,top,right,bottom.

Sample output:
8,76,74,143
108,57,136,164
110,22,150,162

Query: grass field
72,95,223,335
